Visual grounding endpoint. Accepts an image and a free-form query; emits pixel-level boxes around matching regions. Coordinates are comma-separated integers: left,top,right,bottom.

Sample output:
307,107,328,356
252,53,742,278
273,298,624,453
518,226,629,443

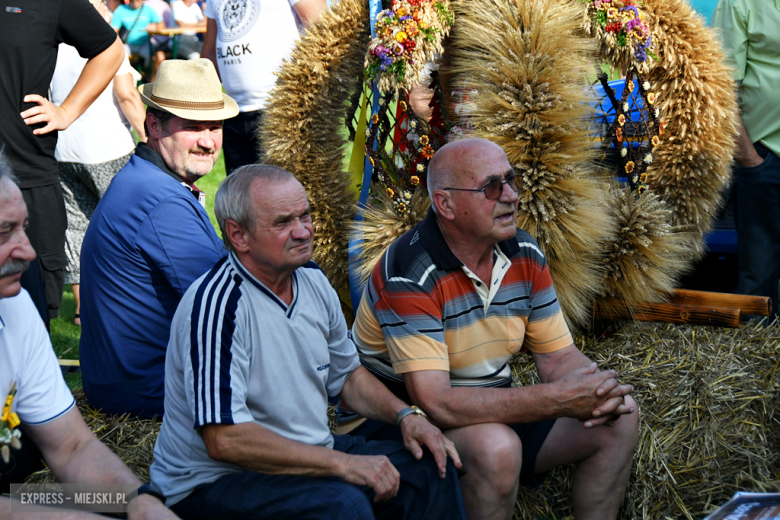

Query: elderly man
0,155,179,519
149,165,466,520
80,59,237,418
345,138,639,520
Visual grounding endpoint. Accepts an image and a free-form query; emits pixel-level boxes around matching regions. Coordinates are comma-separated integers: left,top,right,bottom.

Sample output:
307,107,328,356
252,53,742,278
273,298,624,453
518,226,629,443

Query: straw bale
511,320,780,519
25,323,778,520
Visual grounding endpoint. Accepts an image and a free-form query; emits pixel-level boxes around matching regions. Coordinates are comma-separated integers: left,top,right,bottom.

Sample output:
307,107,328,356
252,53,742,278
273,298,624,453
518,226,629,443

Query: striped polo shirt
353,209,573,391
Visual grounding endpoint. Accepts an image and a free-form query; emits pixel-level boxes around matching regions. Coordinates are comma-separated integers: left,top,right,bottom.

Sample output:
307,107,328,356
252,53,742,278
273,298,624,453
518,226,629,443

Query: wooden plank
668,289,771,316
594,299,743,328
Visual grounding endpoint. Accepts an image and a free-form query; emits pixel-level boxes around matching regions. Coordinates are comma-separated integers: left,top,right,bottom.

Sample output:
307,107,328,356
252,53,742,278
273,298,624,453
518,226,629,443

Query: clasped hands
556,362,635,429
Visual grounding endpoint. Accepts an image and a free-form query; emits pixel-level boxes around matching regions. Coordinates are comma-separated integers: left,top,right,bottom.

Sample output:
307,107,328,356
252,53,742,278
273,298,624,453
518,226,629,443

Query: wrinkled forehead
0,180,28,224
251,177,309,217
452,144,512,186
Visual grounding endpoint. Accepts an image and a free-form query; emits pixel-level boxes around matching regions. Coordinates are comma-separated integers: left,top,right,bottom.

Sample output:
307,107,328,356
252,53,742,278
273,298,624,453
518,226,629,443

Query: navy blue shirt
80,144,227,417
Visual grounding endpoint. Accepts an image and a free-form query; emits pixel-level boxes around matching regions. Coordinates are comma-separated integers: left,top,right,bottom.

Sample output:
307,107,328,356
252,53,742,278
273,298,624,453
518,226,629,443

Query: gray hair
214,164,297,252
0,150,20,199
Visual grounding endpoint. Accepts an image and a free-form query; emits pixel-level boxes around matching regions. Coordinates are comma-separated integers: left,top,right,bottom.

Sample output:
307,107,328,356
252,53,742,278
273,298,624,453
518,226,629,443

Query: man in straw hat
344,138,639,520
80,59,237,419
150,164,466,520
0,153,180,519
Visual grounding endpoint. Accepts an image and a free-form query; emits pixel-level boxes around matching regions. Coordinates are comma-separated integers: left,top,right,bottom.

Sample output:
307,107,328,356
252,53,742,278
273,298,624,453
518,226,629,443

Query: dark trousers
734,143,780,319
170,434,466,520
222,110,264,175
20,183,67,319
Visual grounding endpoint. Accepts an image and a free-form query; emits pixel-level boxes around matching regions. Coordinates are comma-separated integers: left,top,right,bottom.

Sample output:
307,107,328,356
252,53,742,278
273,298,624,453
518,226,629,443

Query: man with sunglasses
344,138,638,520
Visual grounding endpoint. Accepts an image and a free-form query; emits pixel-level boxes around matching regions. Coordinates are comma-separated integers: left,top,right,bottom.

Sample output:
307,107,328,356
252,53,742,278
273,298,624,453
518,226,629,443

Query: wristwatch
395,405,428,426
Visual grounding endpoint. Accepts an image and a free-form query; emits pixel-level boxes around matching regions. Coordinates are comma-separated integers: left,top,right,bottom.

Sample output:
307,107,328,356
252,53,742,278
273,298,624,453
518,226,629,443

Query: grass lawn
50,153,228,391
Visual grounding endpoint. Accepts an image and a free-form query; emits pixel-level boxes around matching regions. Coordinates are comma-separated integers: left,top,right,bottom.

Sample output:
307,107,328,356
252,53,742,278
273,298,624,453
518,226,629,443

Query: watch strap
395,405,428,426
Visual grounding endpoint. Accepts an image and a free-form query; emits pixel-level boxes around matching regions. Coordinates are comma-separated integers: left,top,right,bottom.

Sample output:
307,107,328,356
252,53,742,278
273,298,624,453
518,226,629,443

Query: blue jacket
80,144,227,417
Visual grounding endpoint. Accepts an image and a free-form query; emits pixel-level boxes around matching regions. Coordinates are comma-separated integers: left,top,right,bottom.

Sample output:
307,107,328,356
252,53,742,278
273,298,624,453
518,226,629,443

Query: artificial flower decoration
421,145,435,159
647,92,656,104
396,202,408,213
416,163,425,172
618,114,626,126
625,160,635,174
639,173,647,183
589,0,656,65
616,127,624,142
638,185,647,196
627,80,634,92
1,382,21,464
371,113,379,124
659,120,665,136
623,102,630,112
644,153,654,164
621,147,628,157
652,135,660,146
387,187,395,198
399,100,408,111
410,175,420,185
365,0,454,92
419,134,430,145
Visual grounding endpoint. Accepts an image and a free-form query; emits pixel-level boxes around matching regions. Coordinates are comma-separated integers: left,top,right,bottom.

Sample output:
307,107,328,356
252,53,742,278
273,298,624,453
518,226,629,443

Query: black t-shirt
0,0,117,188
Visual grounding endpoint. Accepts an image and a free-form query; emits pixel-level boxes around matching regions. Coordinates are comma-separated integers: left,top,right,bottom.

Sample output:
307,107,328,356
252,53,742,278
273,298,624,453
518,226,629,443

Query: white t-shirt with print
0,290,75,426
204,0,302,112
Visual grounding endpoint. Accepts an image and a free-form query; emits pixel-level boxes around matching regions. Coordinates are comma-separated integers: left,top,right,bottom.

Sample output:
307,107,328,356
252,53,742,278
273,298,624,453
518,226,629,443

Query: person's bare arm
21,37,124,135
201,17,219,78
175,18,207,29
734,111,763,167
201,421,400,502
20,407,179,520
113,72,147,142
338,366,461,478
403,345,633,430
292,0,326,27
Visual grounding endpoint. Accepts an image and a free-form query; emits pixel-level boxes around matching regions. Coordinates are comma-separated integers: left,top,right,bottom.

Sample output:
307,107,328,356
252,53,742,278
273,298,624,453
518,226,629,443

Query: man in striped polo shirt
347,138,639,520
150,165,467,520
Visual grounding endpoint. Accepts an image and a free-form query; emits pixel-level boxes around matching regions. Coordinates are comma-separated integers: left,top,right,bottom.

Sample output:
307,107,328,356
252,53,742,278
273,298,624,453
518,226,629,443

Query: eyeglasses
443,173,519,201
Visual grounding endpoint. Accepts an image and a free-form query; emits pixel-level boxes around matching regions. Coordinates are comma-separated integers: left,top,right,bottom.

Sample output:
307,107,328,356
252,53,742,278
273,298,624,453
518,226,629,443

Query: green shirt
712,0,780,156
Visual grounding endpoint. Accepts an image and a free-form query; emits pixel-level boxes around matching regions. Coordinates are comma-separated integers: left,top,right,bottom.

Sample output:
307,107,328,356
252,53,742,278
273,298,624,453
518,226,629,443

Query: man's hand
336,454,400,503
398,414,461,479
553,363,634,427
129,494,181,520
20,95,76,135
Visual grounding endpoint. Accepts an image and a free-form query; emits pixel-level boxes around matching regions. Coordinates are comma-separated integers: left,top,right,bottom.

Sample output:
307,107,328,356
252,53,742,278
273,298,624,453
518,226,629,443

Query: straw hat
138,59,239,121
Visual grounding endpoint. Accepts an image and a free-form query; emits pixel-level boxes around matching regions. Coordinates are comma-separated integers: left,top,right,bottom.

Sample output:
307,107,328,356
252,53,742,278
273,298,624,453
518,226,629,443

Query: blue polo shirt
80,144,227,418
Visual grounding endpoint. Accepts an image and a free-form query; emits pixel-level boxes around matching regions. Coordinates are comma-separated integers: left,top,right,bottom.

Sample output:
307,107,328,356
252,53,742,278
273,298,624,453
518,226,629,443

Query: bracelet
395,405,428,426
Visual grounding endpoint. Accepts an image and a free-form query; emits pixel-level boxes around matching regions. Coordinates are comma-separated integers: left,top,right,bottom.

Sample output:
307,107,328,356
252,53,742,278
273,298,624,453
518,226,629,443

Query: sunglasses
443,173,519,201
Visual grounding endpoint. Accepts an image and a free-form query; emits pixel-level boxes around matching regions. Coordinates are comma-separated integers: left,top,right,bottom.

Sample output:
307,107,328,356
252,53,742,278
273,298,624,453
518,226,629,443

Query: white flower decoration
416,163,425,172
621,147,628,157
643,81,651,90
644,153,654,164
623,102,629,112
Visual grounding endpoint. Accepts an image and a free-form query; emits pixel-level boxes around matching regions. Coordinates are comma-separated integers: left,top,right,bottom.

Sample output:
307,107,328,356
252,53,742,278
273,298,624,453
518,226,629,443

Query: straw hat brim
139,83,239,121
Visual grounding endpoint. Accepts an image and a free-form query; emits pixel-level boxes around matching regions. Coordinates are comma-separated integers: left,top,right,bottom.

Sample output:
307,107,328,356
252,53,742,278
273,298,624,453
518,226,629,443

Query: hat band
150,94,225,111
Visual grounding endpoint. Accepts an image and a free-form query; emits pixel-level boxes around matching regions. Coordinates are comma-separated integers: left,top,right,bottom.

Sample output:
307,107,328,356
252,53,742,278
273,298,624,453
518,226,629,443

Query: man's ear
224,220,249,253
432,190,455,221
146,113,162,141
